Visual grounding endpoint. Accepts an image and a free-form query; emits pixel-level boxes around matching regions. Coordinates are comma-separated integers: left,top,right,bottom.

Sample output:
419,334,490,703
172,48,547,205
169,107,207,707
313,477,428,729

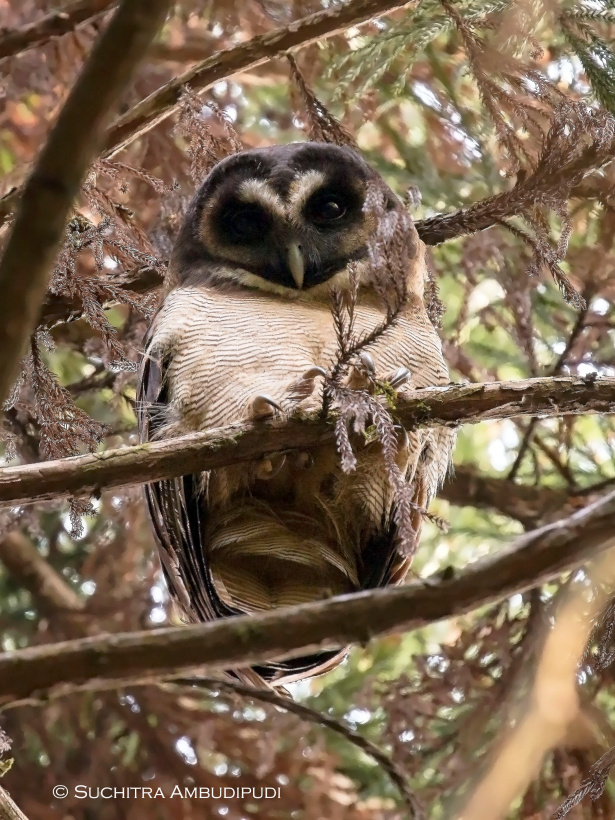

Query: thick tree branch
0,376,612,508
1,488,614,706
0,0,116,63
0,0,171,405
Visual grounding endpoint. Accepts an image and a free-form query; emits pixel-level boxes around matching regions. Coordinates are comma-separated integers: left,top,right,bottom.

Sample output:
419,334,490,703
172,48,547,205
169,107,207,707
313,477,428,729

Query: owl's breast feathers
139,272,454,684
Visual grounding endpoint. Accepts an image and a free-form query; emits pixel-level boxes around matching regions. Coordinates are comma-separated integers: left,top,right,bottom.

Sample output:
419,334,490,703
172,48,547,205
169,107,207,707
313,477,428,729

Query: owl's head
171,142,403,298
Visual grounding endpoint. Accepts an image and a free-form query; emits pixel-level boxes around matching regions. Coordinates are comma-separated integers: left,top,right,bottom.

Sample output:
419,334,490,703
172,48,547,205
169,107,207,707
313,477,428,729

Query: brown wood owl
137,142,454,686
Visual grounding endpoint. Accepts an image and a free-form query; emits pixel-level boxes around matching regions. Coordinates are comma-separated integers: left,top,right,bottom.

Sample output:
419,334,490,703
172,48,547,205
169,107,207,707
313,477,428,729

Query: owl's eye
306,193,347,226
225,204,270,241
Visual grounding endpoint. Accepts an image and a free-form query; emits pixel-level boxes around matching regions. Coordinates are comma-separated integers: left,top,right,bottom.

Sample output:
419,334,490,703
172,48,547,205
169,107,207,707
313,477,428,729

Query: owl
138,142,454,686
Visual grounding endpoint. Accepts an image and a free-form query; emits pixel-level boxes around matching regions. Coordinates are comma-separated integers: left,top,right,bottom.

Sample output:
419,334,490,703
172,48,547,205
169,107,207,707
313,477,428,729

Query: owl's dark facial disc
174,142,398,294
211,175,368,290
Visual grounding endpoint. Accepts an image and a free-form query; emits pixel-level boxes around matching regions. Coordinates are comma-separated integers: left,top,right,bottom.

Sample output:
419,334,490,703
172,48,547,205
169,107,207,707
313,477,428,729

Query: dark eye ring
306,193,347,226
225,204,270,240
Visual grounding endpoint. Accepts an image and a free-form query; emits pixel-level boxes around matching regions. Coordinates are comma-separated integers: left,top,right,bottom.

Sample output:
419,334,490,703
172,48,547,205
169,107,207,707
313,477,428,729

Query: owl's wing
137,319,221,624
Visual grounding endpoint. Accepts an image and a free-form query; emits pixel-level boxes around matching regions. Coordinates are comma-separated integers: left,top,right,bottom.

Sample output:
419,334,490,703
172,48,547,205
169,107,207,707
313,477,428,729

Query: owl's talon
251,395,282,419
255,454,286,480
346,352,376,391
387,367,411,389
357,352,375,377
286,366,327,403
302,366,327,380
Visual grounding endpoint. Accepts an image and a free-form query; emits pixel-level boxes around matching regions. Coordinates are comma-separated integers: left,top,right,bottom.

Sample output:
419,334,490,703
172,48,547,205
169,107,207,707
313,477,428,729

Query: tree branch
0,376,612,508
38,263,164,328
415,156,607,247
440,465,570,527
0,0,171,405
1,488,614,706
0,0,116,63
455,550,615,820
102,0,415,158
0,788,29,820
0,532,84,614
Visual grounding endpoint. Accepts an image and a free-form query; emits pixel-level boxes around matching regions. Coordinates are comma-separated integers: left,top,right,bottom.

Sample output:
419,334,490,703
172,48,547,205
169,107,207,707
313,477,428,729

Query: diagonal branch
102,0,416,158
0,376,613,508
0,0,116,63
415,142,611,247
0,532,84,614
0,0,172,406
1,487,614,707
0,787,29,820
440,465,570,527
455,550,615,820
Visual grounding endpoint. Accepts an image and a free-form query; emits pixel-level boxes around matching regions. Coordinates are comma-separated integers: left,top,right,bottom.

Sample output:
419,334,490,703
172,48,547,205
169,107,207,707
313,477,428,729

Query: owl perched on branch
138,141,454,686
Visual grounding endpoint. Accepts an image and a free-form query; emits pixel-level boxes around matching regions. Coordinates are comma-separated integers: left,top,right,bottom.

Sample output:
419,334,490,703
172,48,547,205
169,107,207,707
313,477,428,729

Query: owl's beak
287,243,305,289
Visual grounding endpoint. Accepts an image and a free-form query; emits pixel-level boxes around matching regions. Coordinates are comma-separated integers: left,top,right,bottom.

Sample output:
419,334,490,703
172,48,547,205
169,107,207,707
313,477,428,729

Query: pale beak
287,243,305,289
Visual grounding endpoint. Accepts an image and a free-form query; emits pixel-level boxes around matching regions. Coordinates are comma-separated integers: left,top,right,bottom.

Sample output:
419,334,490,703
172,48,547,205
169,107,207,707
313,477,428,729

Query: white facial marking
287,171,327,222
238,179,286,220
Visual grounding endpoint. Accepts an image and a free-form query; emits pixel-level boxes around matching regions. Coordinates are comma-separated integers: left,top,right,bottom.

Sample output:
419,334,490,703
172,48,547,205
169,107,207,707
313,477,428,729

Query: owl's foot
287,366,327,404
346,352,376,390
250,394,282,420
386,367,411,389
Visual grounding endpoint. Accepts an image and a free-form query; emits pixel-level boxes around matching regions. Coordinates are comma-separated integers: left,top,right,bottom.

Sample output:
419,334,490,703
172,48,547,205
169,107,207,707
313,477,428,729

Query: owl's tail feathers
207,505,359,614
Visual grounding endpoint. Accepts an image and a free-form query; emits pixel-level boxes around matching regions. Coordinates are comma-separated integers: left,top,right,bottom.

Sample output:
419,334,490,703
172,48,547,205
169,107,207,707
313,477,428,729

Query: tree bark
0,376,612,508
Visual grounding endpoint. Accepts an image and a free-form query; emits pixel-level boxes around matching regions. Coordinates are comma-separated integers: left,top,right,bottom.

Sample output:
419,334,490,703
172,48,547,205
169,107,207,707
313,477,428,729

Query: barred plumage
138,142,454,686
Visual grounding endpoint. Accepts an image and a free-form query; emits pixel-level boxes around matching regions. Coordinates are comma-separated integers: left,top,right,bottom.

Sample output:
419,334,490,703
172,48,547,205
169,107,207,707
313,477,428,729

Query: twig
0,377,613,508
38,263,164,329
508,300,588,481
0,0,172,405
440,465,570,527
1,488,614,706
0,0,116,63
162,678,422,817
506,418,537,482
552,744,615,818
